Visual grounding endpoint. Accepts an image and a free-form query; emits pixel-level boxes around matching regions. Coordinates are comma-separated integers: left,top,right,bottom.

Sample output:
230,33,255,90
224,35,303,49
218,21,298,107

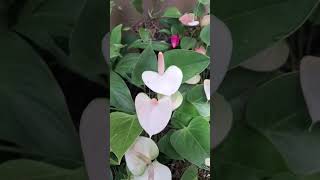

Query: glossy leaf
171,117,210,168
164,49,210,82
110,112,143,164
110,71,135,113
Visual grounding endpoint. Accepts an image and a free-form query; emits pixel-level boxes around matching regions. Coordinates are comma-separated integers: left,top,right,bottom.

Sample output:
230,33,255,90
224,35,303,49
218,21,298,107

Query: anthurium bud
204,79,210,101
179,13,199,26
185,74,201,84
125,137,159,176
135,93,172,137
195,46,207,55
158,91,183,110
170,35,180,48
200,15,210,27
133,161,172,180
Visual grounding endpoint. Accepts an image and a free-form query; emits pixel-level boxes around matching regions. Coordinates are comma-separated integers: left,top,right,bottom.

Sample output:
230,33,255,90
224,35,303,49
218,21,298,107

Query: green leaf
114,53,140,77
246,73,320,175
69,0,108,85
131,0,143,13
163,7,182,18
111,24,123,44
110,112,143,165
131,45,157,85
129,39,170,51
171,100,200,129
0,159,88,179
194,2,206,17
186,85,210,117
181,165,198,180
198,0,210,5
0,32,82,163
171,117,210,168
200,25,210,45
213,0,319,67
110,71,135,113
139,28,151,42
164,49,210,82
180,37,197,50
157,130,183,160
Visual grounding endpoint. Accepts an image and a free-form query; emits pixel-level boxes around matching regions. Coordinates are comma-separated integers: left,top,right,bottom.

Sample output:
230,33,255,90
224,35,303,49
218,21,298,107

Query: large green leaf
200,25,210,46
110,112,143,164
213,0,319,67
181,165,198,180
131,45,157,85
171,117,210,168
157,130,183,160
246,73,320,175
163,7,182,18
69,0,108,85
110,71,135,113
186,85,210,117
0,32,82,163
164,49,210,82
114,53,140,78
0,159,88,179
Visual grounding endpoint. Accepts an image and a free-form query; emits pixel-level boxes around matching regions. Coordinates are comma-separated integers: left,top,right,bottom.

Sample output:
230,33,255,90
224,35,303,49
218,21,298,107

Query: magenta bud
170,35,180,48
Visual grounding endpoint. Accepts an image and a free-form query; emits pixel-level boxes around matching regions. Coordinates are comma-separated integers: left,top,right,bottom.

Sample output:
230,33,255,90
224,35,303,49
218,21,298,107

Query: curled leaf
185,74,201,84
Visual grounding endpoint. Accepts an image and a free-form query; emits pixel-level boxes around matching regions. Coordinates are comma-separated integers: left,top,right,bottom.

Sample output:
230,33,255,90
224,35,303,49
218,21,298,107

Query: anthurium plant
109,0,211,179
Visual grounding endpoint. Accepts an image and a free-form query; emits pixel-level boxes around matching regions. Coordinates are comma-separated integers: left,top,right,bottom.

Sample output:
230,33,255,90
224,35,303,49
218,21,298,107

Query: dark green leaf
180,37,197,50
200,25,210,45
110,71,135,113
158,130,183,160
110,112,143,165
181,165,198,180
131,45,157,85
163,7,182,18
164,49,210,82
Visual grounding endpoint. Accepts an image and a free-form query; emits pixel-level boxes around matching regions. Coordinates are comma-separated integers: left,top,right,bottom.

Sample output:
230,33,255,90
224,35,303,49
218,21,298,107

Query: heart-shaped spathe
142,66,183,96
125,136,159,176
204,79,210,101
135,93,172,137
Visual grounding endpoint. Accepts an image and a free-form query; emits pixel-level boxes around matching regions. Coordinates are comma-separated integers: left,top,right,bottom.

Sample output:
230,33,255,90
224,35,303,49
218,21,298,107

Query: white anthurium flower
125,137,159,176
135,93,172,137
204,79,210,101
132,161,172,180
179,13,199,26
185,74,201,84
142,52,183,96
205,158,210,167
158,91,183,110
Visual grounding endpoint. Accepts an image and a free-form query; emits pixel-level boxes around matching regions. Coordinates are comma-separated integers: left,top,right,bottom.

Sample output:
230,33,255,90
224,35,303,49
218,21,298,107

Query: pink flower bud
170,35,180,48
179,13,199,26
195,46,206,55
